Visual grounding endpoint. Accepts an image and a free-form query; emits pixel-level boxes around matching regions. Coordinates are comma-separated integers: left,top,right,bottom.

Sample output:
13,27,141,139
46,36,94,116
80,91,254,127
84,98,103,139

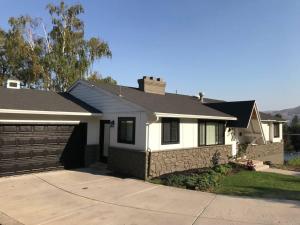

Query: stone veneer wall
148,145,232,178
108,147,148,179
245,142,284,164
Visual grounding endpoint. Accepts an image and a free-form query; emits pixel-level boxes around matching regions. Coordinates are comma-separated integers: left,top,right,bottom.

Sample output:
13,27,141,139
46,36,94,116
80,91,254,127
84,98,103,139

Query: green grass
214,171,300,201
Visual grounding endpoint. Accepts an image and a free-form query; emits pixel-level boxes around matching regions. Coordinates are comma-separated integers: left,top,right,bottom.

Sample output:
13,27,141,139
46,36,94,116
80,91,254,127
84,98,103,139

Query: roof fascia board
247,102,266,144
0,109,102,116
154,112,237,120
261,119,287,123
0,120,80,124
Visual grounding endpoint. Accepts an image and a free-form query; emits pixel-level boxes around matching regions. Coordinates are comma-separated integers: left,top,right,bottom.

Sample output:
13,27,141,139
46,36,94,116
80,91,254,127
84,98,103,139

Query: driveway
0,169,299,225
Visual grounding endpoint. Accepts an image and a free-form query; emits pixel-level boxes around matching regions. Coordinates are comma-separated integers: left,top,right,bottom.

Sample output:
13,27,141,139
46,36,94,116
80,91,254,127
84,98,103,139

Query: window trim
161,118,180,145
117,117,136,144
198,120,225,146
273,123,280,138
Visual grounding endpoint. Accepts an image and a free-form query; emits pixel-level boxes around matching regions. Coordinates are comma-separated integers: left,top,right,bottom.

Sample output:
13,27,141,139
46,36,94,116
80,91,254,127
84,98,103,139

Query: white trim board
0,120,80,124
154,112,237,120
0,109,102,116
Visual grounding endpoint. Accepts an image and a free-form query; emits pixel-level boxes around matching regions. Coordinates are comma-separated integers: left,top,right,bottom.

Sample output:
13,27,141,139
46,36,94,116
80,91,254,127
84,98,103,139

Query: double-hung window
161,118,180,144
198,120,225,146
118,117,135,144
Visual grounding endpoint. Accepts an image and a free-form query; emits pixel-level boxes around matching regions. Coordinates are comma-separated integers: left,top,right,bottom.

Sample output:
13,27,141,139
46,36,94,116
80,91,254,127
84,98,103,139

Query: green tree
46,1,111,91
0,28,6,86
289,115,300,151
87,71,117,85
0,1,112,91
0,16,48,88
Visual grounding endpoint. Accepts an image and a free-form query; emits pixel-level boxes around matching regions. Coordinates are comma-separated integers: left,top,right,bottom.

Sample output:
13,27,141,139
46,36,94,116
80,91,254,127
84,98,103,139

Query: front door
100,120,110,162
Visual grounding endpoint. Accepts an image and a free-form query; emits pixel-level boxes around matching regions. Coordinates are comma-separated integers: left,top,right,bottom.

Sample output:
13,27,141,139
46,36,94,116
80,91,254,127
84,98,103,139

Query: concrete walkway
0,169,300,225
264,168,300,176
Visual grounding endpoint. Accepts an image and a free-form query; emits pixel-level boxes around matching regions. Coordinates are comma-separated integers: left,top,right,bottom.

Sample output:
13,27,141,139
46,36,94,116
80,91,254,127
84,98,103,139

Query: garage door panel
0,156,63,176
0,146,64,160
0,124,87,176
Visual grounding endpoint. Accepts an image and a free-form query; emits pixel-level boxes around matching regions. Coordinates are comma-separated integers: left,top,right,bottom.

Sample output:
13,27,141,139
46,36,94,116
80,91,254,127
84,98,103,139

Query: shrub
165,174,187,188
151,164,234,191
196,171,221,191
213,164,232,175
287,157,300,166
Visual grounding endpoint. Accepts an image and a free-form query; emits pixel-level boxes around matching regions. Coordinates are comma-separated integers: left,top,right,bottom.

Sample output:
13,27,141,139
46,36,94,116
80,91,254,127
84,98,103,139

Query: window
118,117,135,144
162,118,180,144
274,123,280,138
198,121,225,146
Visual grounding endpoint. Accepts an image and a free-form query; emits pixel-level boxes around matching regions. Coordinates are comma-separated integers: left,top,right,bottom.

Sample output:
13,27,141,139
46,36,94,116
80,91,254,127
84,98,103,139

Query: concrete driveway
0,169,299,225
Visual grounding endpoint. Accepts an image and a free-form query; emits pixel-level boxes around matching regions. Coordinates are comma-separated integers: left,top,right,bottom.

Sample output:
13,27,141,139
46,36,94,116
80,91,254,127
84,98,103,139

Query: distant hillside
266,105,300,122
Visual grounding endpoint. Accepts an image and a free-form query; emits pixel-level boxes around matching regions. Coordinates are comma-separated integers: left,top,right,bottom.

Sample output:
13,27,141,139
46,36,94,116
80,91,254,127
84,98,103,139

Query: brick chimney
138,76,166,95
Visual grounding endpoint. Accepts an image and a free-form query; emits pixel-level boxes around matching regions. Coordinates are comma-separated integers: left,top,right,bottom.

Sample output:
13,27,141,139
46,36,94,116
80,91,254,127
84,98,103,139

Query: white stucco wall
101,111,148,150
262,122,270,142
69,81,148,150
261,122,283,143
147,118,233,151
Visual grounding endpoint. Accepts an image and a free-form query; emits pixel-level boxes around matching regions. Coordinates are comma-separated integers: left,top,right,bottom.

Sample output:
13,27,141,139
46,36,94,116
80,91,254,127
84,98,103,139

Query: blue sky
1,0,300,110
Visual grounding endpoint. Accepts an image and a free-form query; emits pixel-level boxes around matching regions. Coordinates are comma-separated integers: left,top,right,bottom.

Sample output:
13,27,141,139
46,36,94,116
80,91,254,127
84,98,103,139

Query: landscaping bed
150,163,300,201
150,164,237,191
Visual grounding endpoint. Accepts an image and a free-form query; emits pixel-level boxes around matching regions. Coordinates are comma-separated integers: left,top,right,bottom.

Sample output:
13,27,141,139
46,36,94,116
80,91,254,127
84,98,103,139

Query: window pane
125,121,133,142
162,118,179,144
118,118,135,144
206,122,217,145
170,121,178,142
218,123,225,144
163,122,171,143
199,122,205,145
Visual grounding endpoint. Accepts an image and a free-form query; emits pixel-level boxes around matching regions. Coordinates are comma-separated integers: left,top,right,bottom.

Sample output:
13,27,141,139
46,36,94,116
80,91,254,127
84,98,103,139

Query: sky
1,0,300,110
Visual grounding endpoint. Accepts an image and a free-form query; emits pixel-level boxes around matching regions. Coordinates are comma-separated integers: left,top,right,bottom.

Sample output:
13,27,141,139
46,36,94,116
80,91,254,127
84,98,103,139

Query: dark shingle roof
0,87,101,114
81,80,236,119
260,112,286,122
205,101,255,128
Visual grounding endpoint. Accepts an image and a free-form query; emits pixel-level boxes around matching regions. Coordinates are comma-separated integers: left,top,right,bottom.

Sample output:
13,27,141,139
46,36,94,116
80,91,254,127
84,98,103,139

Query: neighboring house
0,77,285,179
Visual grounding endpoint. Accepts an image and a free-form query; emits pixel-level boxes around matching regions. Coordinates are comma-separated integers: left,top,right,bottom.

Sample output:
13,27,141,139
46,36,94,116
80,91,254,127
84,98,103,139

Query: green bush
196,171,222,191
151,164,234,191
213,164,232,175
165,174,187,187
287,157,300,166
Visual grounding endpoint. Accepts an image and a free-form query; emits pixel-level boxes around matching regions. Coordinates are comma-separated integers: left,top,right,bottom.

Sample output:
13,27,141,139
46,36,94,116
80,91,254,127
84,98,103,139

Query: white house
0,77,285,179
68,76,285,178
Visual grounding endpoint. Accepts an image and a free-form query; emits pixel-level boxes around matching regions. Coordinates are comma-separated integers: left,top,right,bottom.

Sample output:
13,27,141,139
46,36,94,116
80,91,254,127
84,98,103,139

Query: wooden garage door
0,123,87,177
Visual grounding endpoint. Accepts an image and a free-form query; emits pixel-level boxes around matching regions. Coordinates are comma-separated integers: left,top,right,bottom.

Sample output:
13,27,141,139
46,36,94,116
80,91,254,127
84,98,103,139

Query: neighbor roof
80,80,236,120
259,112,286,122
0,87,101,114
205,101,256,128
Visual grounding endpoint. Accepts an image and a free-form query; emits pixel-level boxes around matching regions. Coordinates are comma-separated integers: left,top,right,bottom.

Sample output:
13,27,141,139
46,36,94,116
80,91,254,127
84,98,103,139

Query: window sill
161,142,180,145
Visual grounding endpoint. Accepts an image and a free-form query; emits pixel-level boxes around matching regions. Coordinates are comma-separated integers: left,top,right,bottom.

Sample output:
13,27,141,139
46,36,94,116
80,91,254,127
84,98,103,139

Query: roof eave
154,112,237,120
261,119,287,123
0,109,102,117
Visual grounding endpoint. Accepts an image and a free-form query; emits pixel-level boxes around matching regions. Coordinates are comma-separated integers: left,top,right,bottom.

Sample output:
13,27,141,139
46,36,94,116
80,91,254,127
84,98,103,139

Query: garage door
0,123,87,177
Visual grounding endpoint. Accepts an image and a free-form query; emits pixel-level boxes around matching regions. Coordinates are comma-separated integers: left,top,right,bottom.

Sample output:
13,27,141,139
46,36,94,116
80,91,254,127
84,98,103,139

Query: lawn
151,164,300,201
214,170,300,201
